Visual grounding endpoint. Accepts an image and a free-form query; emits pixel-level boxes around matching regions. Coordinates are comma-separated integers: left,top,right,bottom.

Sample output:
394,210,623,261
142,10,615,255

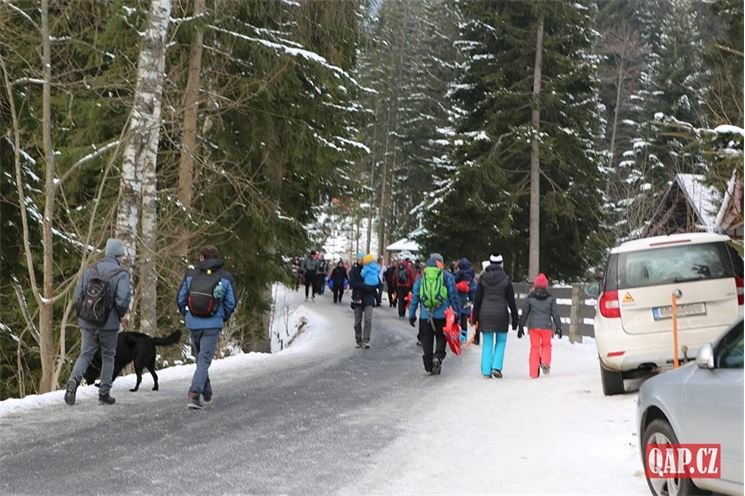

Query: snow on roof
386,237,420,252
675,173,722,231
387,226,427,253
715,168,739,228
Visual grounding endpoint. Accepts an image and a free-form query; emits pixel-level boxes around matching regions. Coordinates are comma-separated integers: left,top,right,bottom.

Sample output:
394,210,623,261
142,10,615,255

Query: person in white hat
471,254,518,378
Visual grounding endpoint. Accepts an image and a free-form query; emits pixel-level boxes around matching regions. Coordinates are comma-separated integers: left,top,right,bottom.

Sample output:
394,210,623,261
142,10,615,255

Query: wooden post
569,284,582,344
672,293,680,368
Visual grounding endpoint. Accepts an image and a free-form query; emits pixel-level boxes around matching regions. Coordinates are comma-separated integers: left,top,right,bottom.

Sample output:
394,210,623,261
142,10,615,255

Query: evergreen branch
57,140,122,185
0,53,44,306
11,277,40,344
0,1,39,31
713,43,743,57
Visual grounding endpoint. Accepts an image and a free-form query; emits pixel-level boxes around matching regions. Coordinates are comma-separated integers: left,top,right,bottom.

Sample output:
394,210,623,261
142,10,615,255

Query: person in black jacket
471,254,518,378
349,252,378,348
300,250,320,301
330,260,348,303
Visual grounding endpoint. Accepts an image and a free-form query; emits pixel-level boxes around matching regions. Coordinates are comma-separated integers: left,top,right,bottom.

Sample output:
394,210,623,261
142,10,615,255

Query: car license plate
652,302,706,321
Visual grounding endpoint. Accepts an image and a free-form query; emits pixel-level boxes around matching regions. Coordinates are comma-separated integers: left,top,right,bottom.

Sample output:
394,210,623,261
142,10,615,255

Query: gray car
637,319,743,496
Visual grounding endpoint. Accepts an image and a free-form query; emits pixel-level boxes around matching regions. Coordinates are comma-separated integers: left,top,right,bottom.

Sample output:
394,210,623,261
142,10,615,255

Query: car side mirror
696,343,715,370
585,282,600,298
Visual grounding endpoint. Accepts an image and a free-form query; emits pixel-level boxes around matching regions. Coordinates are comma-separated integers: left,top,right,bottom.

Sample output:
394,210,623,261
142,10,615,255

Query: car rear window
618,242,736,290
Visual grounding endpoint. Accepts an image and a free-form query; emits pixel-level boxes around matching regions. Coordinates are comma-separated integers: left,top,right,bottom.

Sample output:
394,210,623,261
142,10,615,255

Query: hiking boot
64,379,79,406
98,393,116,405
540,364,551,376
202,392,212,405
432,358,442,375
491,369,503,379
187,393,204,410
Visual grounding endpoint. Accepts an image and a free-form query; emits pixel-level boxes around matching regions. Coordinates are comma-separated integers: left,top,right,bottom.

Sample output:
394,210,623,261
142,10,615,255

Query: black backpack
397,265,409,285
187,270,222,317
76,265,125,325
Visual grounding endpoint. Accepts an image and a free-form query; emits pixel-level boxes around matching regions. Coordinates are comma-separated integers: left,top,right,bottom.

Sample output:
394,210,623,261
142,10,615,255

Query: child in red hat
517,273,563,378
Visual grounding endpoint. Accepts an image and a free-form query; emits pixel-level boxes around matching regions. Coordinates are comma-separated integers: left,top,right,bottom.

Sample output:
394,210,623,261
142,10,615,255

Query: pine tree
617,0,710,236
422,0,605,280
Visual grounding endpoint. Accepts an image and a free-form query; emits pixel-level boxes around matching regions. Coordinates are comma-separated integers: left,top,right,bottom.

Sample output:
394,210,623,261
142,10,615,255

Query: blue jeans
481,331,508,376
189,328,220,396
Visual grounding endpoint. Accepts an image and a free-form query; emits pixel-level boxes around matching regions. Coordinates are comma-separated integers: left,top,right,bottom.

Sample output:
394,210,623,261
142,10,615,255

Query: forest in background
0,0,741,399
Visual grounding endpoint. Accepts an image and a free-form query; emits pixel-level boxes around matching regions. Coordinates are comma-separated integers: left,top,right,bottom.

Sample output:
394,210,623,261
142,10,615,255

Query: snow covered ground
0,286,648,494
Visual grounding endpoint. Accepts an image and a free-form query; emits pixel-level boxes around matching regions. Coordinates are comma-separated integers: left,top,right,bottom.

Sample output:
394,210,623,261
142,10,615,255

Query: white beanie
489,254,503,264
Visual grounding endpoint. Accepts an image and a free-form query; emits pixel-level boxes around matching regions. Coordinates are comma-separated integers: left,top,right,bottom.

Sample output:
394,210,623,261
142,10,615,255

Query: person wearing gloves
408,253,461,375
517,272,562,378
471,254,518,378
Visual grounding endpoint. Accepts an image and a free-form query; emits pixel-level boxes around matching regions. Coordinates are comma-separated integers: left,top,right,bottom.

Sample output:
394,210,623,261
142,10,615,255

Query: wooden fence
513,283,596,342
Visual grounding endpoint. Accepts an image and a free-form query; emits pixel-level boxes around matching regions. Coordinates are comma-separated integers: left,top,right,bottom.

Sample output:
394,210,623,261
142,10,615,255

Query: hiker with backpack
454,258,477,344
177,244,237,409
408,253,461,375
349,252,378,348
395,259,415,319
517,273,563,378
471,254,519,379
65,238,131,406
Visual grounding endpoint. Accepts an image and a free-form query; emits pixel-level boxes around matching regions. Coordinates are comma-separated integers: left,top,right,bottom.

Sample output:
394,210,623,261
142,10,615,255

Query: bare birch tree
116,0,172,335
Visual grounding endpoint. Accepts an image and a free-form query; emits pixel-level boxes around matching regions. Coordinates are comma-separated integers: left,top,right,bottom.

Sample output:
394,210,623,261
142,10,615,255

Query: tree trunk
608,56,625,169
38,0,56,393
528,14,544,281
176,0,206,260
117,0,172,333
365,97,380,254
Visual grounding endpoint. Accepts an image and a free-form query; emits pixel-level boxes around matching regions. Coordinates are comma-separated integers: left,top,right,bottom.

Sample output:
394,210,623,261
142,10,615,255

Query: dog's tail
152,330,182,347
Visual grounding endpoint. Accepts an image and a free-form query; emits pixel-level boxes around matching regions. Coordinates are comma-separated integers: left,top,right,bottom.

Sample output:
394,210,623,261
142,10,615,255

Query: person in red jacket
394,259,415,319
517,273,563,378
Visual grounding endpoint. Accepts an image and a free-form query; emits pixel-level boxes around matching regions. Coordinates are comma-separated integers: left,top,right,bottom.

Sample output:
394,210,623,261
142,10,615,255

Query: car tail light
607,351,625,357
736,276,744,306
599,290,621,318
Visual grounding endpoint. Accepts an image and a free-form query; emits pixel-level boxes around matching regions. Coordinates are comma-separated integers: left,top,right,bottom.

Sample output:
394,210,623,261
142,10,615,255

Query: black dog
83,330,182,392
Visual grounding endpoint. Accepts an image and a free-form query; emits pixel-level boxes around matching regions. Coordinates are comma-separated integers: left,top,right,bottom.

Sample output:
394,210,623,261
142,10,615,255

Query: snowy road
0,289,648,495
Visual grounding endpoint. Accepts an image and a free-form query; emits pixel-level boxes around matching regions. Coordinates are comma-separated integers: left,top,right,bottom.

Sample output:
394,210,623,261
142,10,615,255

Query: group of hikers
62,238,562,410
296,249,563,379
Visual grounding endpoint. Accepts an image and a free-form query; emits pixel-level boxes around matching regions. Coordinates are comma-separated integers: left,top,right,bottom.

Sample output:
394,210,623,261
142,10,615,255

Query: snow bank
0,285,323,418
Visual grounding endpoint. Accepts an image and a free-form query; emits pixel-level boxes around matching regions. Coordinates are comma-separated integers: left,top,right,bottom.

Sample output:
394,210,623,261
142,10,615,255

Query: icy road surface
0,287,647,495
